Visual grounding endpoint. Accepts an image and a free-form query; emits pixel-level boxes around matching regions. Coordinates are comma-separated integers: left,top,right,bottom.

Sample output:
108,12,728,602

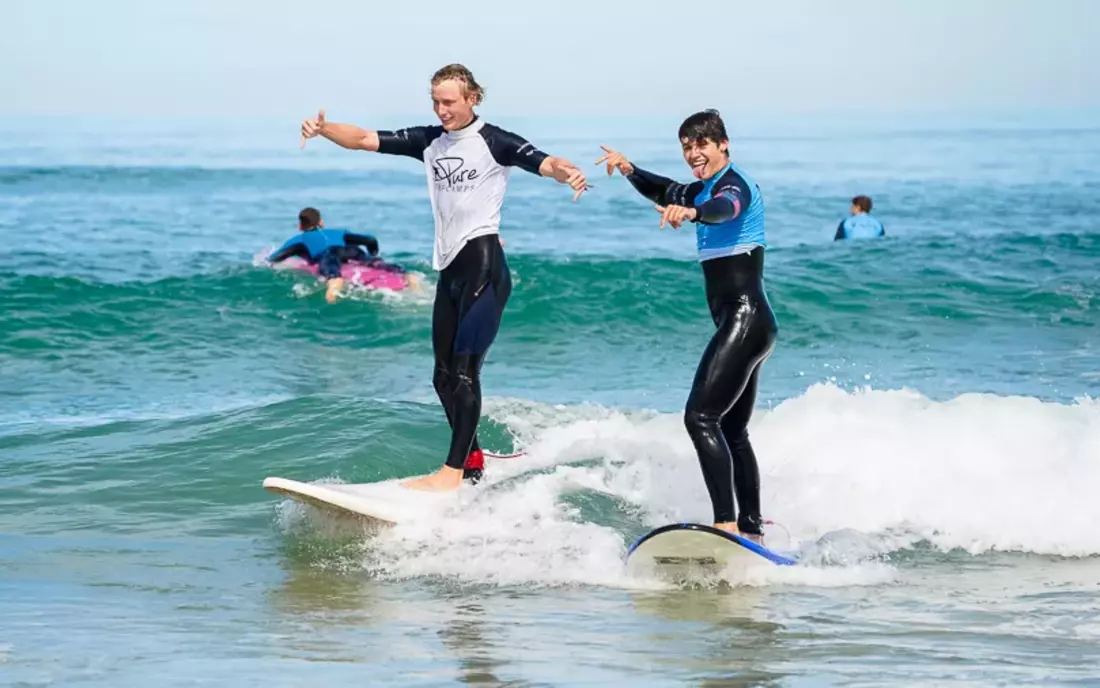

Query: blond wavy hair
431,64,485,105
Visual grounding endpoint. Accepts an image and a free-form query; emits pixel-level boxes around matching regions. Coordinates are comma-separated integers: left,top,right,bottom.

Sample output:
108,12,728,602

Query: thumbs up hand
300,109,326,149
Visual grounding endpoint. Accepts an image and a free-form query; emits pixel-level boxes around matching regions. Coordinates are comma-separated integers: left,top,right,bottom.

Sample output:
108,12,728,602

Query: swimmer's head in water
298,207,322,231
851,195,873,215
431,64,484,131
678,109,729,180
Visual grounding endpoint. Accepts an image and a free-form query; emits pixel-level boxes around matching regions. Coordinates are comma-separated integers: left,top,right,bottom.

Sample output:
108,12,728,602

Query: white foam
365,476,654,588
285,384,1100,588
751,384,1100,558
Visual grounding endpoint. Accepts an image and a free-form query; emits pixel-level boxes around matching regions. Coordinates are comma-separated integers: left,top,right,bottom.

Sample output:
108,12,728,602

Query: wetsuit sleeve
343,232,379,256
692,178,751,225
482,126,549,176
267,236,306,263
834,220,847,241
625,166,693,206
376,125,444,161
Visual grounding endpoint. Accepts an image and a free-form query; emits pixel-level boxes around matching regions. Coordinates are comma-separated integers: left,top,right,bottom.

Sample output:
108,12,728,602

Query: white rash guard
376,117,549,270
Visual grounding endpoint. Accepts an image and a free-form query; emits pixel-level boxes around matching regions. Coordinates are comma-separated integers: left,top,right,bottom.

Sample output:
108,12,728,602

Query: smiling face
677,109,732,181
431,79,478,131
681,136,729,180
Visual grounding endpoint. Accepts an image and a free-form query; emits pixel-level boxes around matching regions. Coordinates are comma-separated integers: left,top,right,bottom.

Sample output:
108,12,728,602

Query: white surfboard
262,475,457,526
625,523,798,581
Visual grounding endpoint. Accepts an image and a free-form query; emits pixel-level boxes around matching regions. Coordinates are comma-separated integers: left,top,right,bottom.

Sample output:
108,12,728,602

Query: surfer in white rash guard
300,63,589,492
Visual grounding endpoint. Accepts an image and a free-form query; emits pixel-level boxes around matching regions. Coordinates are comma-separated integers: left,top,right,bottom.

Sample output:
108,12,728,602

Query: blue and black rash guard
835,214,885,240
267,229,379,264
626,161,766,261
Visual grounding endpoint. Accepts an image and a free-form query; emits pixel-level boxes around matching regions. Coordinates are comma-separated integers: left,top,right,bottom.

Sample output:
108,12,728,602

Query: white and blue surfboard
625,523,797,580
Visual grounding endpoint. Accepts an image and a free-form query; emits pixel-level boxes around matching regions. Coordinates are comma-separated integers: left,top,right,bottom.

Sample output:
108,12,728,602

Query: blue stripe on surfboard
626,522,798,566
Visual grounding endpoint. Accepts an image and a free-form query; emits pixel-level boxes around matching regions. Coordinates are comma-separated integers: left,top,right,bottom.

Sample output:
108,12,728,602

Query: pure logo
432,156,479,192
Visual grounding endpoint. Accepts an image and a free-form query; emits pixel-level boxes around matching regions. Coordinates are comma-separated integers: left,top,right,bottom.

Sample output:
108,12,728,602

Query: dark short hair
298,207,321,229
678,109,729,147
851,196,873,213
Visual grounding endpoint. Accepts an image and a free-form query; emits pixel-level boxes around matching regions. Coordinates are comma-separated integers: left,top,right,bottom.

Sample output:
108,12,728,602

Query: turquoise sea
2,110,1099,685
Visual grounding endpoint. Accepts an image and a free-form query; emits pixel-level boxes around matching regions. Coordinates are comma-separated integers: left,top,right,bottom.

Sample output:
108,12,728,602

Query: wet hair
431,63,485,105
298,207,321,230
851,195,873,213
678,109,729,150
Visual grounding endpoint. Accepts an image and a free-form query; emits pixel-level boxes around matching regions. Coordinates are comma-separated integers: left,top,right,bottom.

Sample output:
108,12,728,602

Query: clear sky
4,0,1098,119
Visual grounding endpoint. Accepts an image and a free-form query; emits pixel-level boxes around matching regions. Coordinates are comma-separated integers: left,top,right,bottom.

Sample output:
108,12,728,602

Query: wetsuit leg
430,272,480,457
431,236,512,471
317,248,343,278
443,238,512,470
720,365,767,535
683,251,777,530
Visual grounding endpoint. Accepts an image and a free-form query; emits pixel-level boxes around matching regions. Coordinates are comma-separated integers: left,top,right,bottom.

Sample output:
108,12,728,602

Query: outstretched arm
485,126,589,201
267,238,307,263
344,232,380,256
537,156,589,201
595,145,685,205
627,166,680,206
301,110,379,151
301,110,441,161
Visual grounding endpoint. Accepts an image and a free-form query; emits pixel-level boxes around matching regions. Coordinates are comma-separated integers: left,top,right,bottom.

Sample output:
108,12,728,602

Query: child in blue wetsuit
268,207,401,302
835,195,886,240
598,110,777,544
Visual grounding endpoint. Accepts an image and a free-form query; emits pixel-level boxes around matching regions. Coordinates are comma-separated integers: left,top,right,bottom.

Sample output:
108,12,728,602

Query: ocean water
2,110,1099,685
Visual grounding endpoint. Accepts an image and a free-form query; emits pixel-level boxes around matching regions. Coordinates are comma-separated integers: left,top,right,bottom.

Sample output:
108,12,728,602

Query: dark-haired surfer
598,109,777,543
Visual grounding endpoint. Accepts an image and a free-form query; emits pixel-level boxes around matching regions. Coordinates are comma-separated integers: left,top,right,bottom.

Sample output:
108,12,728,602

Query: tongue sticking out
691,163,706,180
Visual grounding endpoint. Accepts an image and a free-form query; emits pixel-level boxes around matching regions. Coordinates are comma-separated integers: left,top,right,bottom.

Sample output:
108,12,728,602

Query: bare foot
401,465,464,492
716,522,764,545
714,522,741,536
325,277,345,303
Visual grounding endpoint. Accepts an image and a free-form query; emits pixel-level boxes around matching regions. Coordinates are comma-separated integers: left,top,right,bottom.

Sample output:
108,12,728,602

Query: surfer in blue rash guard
267,207,390,303
300,64,590,492
596,110,777,544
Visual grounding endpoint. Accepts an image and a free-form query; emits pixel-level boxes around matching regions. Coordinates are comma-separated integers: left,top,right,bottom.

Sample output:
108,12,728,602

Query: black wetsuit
688,250,777,532
431,234,512,471
626,162,777,534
